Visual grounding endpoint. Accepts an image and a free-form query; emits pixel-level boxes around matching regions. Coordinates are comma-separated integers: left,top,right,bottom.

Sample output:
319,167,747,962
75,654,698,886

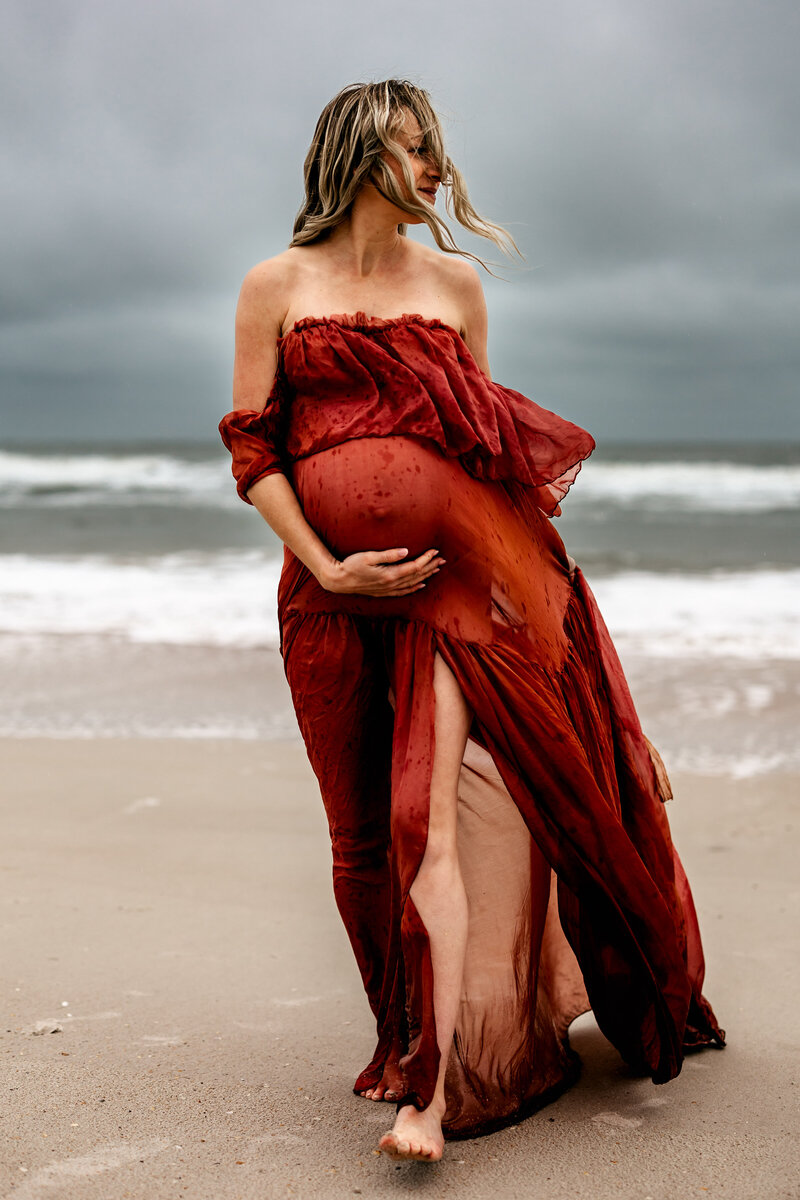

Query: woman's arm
452,260,492,379
231,262,444,597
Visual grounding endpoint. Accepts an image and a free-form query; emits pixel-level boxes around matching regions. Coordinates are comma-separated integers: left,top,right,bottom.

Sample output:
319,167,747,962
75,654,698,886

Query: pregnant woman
219,79,724,1163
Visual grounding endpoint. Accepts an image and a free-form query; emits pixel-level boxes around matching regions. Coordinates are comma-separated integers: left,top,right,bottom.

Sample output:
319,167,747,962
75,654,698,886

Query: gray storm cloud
2,0,798,442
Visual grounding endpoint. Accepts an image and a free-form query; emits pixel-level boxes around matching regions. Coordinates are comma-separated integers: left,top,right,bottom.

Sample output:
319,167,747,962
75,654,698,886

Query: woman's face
379,110,440,218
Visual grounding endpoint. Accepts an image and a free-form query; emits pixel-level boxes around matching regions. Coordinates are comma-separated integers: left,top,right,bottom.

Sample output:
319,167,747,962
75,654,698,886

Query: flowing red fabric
219,312,724,1138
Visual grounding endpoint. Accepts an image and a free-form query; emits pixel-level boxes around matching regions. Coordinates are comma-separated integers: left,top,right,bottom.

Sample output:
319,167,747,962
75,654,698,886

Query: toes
363,1083,395,1101
379,1133,400,1157
378,1128,441,1163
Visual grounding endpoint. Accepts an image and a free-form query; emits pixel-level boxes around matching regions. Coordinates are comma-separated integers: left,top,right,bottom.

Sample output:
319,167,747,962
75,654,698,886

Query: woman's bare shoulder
237,248,310,335
238,249,303,303
408,245,488,368
412,243,485,306
447,256,487,312
411,244,488,348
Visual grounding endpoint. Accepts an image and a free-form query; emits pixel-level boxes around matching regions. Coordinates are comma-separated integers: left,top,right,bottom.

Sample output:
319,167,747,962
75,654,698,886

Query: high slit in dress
219,311,724,1139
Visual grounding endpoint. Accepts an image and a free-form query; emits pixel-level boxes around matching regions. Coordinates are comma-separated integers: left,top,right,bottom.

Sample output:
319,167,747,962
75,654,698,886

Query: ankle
398,1094,445,1121
424,1093,447,1121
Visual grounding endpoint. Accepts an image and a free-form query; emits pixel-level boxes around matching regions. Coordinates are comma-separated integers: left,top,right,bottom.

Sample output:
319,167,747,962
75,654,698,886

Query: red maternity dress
219,311,724,1139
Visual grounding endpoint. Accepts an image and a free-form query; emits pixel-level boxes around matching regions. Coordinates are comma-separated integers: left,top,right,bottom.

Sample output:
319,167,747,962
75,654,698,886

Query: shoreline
1,634,798,780
2,737,797,1198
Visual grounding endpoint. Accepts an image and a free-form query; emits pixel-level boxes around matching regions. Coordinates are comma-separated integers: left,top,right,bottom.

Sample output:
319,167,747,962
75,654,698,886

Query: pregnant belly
291,436,456,561
287,434,572,655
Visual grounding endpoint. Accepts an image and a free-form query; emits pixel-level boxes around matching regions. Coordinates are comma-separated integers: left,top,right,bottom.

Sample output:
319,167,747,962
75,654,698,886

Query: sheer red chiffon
220,312,724,1138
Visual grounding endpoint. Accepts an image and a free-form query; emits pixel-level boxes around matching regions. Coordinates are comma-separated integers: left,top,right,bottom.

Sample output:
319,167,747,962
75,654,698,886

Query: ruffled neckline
222,306,596,516
283,311,463,342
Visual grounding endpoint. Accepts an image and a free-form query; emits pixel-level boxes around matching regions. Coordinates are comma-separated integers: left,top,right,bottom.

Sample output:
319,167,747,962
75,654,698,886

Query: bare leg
379,653,471,1162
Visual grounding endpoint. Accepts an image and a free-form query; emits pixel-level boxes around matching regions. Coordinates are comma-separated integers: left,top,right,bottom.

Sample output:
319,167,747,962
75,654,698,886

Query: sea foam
1,552,798,659
0,551,281,647
0,450,233,507
572,459,800,513
2,449,799,513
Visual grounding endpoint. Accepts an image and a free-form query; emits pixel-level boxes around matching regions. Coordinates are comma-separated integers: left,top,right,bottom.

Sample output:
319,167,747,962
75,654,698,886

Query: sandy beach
2,736,797,1200
4,0,800,1190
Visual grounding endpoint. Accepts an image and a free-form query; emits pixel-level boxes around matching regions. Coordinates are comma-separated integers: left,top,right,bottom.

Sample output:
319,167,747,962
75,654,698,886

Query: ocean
2,439,798,775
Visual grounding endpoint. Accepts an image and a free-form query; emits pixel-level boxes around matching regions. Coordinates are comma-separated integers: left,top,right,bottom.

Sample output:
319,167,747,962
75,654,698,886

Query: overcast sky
2,0,798,445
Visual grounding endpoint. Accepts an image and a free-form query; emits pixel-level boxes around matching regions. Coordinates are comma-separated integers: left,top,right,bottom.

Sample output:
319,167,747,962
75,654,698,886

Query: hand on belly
292,437,451,596
321,546,445,596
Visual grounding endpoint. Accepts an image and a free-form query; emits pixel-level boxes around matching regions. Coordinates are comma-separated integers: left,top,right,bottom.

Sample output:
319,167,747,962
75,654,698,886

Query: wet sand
1,738,797,1199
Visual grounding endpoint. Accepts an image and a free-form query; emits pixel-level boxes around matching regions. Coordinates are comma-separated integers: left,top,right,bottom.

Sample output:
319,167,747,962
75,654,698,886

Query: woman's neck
324,190,406,279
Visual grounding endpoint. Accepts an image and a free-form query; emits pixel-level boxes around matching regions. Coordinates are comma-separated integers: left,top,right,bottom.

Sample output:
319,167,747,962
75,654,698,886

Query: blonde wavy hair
290,80,520,268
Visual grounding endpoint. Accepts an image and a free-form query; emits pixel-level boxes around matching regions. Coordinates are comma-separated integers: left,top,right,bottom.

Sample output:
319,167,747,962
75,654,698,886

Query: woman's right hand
318,547,445,596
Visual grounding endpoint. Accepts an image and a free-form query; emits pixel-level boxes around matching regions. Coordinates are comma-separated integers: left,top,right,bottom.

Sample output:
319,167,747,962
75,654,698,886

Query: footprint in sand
4,1139,169,1200
123,796,161,815
591,1111,644,1131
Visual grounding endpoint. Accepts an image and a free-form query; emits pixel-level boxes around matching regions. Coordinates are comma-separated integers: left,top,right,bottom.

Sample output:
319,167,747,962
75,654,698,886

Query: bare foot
379,1101,445,1162
358,1048,403,1102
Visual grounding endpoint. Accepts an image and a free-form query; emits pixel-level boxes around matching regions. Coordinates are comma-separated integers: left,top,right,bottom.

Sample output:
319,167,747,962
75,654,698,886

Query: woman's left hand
318,546,445,596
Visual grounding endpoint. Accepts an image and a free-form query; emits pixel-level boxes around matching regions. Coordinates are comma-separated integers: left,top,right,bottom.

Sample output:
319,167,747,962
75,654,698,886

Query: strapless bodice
219,312,595,516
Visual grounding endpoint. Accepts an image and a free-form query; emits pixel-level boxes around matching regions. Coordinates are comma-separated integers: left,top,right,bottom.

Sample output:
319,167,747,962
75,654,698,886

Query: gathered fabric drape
220,312,724,1138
